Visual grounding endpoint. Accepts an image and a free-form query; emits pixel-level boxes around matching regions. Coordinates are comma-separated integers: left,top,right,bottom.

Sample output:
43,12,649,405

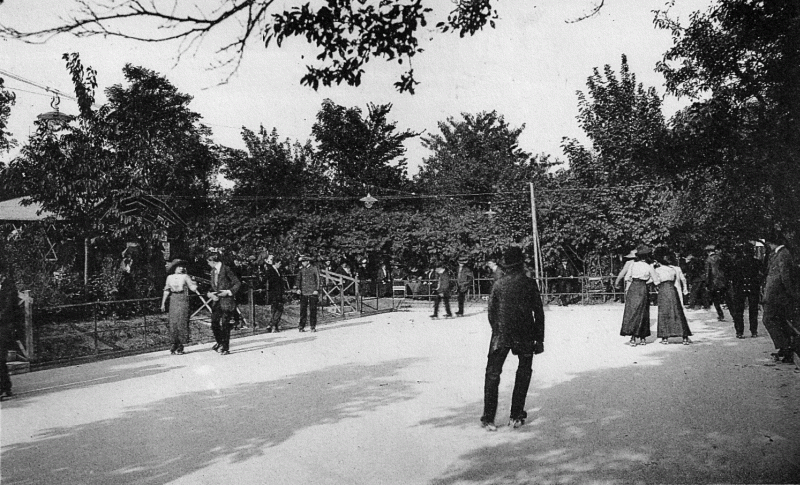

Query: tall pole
529,182,541,281
84,237,89,286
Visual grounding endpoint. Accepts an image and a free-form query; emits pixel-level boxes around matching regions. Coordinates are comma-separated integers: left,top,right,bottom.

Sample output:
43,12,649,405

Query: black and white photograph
1,1,799,483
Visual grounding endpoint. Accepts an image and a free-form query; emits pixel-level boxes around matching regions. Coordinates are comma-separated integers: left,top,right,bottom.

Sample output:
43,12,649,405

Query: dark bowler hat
503,246,525,268
635,245,652,258
458,255,469,263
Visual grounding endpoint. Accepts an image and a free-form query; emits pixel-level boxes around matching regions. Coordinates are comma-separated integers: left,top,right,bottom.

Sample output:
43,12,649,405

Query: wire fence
22,274,646,368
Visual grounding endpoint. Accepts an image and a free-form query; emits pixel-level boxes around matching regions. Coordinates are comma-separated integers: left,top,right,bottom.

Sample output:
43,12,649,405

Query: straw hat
166,259,188,274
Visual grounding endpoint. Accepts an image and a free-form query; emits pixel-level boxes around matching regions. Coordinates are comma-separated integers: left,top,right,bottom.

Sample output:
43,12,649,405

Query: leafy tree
0,1,608,93
3,56,218,242
415,111,533,199
312,99,416,197
552,55,674,264
0,76,15,154
221,126,323,211
654,0,800,238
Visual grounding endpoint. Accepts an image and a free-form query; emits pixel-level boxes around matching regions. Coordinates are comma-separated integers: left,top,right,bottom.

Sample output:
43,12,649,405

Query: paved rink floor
1,303,799,484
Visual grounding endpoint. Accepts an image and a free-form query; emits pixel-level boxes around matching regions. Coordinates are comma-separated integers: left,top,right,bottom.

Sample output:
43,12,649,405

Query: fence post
249,285,255,333
23,290,34,362
93,302,99,355
142,300,147,347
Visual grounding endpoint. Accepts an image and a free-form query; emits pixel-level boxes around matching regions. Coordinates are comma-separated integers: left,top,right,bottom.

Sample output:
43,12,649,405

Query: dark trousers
709,287,726,319
299,294,318,329
269,298,284,330
482,346,533,424
457,290,468,314
688,281,708,308
210,303,235,351
729,289,759,336
0,327,11,394
433,293,452,317
763,302,794,350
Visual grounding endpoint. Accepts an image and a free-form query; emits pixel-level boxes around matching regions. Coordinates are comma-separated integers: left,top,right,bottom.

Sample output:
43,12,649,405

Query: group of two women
620,246,693,346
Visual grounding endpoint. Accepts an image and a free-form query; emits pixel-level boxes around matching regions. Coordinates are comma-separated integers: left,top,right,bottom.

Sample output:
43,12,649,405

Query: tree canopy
0,1,607,93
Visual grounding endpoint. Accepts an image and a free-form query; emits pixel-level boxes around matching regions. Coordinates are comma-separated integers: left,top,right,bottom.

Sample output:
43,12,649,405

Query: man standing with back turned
481,246,545,431
762,232,798,364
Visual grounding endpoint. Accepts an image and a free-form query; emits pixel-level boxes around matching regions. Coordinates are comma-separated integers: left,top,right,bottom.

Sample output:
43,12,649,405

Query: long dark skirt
656,282,692,338
168,289,191,351
620,279,651,338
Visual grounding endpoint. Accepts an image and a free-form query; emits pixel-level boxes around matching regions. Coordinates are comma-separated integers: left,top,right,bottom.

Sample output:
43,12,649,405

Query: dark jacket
763,246,798,305
705,252,727,290
456,265,474,293
488,267,545,354
210,264,241,312
265,265,286,303
727,254,762,295
295,264,321,296
435,270,451,295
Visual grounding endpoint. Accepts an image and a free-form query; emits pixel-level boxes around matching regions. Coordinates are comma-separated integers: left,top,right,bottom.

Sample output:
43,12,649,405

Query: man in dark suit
705,244,728,321
762,232,798,364
265,256,286,333
430,264,453,319
555,258,578,306
481,246,545,431
206,251,241,355
455,256,474,316
294,255,321,332
727,243,763,338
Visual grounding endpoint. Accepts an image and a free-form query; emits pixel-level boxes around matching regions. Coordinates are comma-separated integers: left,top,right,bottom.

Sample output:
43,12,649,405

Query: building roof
0,197,59,221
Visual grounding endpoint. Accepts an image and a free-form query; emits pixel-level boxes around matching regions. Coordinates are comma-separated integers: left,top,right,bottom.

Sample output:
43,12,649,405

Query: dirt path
2,303,798,484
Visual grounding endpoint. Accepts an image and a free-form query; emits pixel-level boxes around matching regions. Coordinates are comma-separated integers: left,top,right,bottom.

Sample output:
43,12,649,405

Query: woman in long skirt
161,259,201,354
620,246,658,346
653,249,692,345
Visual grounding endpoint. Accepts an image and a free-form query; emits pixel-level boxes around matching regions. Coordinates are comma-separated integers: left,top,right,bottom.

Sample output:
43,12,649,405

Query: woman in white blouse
653,249,692,344
620,246,658,346
161,259,202,355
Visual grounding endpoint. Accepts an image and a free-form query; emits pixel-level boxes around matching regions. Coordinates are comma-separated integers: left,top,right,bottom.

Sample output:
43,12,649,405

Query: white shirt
626,261,657,283
164,273,198,293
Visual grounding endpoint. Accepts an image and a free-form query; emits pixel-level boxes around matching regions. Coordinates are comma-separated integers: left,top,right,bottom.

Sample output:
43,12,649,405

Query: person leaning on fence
620,245,658,346
265,256,286,333
455,256,474,317
430,264,453,319
555,258,578,306
481,246,545,431
161,259,202,355
206,251,241,355
294,254,321,332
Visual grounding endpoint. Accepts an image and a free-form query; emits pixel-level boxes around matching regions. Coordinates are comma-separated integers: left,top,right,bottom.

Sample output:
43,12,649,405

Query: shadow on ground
1,357,422,485
426,321,800,484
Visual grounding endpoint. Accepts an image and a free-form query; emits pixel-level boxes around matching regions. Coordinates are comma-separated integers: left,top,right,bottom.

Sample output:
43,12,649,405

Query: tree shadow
1,357,422,485
425,332,800,484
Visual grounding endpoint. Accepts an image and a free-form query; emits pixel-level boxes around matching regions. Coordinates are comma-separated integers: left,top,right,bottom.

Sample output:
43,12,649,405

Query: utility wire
0,68,79,103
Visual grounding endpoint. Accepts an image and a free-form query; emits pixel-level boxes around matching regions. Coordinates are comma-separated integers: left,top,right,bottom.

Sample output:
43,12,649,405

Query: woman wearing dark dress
161,259,201,355
653,249,693,345
620,246,658,346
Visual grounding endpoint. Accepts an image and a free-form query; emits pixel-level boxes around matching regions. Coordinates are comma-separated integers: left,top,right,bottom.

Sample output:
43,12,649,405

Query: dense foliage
2,0,798,304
